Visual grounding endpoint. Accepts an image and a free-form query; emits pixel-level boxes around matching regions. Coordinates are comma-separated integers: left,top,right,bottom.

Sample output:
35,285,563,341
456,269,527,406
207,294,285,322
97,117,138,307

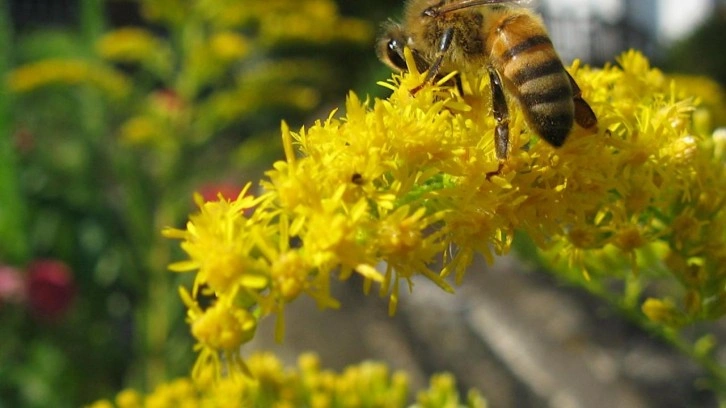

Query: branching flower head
167,49,726,378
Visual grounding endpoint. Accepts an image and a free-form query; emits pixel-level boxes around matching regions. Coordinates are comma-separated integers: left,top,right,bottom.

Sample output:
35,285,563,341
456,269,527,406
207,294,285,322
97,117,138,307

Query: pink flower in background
26,260,75,320
0,265,26,306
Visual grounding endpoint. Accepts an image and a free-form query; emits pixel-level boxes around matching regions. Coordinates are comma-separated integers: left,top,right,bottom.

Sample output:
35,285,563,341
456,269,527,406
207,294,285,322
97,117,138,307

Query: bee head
377,22,409,72
377,21,432,74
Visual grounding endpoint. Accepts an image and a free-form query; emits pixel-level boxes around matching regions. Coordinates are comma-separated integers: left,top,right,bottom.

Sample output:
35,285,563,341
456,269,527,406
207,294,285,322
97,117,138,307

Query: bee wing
513,0,539,8
435,0,538,14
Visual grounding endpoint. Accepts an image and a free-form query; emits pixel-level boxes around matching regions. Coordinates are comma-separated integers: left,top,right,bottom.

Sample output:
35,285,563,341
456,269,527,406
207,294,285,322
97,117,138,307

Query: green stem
145,201,176,388
80,0,104,44
78,0,175,390
79,0,106,138
565,271,726,398
110,149,164,389
667,334,726,400
81,0,175,390
0,0,30,263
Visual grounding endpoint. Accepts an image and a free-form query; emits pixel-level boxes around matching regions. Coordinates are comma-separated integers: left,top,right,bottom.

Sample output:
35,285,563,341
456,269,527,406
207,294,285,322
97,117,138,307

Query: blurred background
1,0,726,407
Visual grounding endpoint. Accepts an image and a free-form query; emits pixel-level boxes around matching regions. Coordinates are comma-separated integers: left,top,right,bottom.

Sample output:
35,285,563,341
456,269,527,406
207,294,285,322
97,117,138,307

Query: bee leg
566,72,598,130
488,67,510,160
440,73,465,96
453,74,464,96
485,67,509,179
410,27,454,95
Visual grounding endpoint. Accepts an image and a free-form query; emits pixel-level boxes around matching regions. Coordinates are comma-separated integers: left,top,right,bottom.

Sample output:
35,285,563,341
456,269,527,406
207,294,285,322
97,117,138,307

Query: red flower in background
13,127,35,153
26,260,75,320
197,182,256,217
151,89,185,116
198,182,244,203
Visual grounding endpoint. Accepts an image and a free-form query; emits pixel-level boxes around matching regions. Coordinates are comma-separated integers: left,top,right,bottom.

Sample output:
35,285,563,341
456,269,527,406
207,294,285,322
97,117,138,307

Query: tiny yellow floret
191,301,257,351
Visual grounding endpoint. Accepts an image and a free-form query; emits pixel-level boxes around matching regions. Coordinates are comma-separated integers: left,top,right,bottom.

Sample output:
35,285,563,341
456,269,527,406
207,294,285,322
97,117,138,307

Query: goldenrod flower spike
168,49,726,379
90,351,486,407
7,59,130,99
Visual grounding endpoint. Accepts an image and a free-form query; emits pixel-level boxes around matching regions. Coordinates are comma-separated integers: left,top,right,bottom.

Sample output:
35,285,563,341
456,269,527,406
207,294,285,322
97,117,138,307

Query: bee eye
386,39,407,71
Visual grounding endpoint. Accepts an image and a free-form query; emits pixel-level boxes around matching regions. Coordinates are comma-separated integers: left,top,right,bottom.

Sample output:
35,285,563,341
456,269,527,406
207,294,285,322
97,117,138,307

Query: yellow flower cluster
86,0,373,149
253,1,373,46
8,0,373,153
671,74,726,130
166,49,726,378
88,352,485,408
140,0,372,45
7,59,130,99
537,54,726,327
95,28,174,77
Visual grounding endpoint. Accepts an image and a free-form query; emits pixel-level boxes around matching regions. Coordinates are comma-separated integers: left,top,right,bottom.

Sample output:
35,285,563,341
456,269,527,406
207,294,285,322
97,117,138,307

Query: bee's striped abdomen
489,18,575,147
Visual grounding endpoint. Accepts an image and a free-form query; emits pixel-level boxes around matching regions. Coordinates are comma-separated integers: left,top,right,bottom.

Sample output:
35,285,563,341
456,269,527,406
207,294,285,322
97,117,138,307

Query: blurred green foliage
1,0,381,406
665,7,726,89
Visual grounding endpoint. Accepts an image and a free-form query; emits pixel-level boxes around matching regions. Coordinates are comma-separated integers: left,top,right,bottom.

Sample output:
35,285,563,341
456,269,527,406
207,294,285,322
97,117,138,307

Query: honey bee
377,0,597,160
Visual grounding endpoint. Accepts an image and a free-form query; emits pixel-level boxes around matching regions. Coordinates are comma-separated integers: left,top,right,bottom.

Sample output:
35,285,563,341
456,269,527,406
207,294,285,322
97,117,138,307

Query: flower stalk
0,0,29,263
